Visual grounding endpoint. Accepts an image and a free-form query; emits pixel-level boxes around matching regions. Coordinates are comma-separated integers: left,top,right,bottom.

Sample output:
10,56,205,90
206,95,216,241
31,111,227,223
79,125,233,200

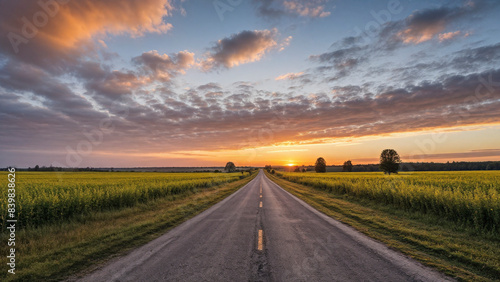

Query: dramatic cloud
2,67,499,157
0,0,174,72
133,50,195,82
0,0,187,122
201,29,284,71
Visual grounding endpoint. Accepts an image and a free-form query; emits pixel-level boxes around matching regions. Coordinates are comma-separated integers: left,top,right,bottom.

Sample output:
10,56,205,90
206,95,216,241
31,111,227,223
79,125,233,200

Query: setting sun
286,163,295,167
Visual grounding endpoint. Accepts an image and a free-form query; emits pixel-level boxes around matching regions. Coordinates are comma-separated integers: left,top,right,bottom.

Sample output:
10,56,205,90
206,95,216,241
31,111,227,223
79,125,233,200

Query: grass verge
265,171,500,282
1,172,257,281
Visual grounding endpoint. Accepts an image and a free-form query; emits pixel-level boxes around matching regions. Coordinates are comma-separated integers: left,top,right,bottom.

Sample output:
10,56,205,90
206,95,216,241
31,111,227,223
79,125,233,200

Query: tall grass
0,172,245,229
276,171,500,234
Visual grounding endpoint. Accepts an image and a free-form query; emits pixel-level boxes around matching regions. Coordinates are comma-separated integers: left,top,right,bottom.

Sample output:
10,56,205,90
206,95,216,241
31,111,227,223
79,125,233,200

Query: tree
379,149,401,175
34,165,39,171
271,169,275,174
343,160,353,172
225,162,236,172
264,165,272,172
315,157,326,173
293,166,301,172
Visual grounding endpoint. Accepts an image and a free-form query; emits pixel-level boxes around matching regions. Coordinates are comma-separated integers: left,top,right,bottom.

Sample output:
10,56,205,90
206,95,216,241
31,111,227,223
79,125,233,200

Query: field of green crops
0,171,246,229
276,171,500,234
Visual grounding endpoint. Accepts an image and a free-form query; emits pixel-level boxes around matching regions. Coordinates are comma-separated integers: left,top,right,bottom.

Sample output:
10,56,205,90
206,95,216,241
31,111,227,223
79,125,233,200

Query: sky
0,0,500,168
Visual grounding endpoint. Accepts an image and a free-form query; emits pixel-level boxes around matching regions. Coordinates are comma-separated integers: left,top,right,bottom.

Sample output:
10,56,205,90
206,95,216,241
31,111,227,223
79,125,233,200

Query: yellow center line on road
259,201,262,208
258,230,263,251
260,194,262,198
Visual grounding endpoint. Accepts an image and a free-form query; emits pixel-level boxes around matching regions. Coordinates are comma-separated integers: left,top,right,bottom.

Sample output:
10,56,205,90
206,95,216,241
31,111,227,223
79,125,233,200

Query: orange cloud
48,0,172,45
397,24,446,44
0,0,174,70
438,31,462,42
275,72,304,80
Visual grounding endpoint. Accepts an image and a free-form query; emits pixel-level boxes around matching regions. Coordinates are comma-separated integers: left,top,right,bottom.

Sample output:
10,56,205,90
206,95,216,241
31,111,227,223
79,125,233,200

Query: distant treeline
26,166,104,172
279,161,500,172
16,166,118,172
348,161,500,172
4,165,258,173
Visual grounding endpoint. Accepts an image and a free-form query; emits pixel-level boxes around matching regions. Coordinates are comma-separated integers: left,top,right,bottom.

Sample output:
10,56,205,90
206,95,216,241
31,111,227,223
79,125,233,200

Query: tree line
268,149,500,174
311,149,401,174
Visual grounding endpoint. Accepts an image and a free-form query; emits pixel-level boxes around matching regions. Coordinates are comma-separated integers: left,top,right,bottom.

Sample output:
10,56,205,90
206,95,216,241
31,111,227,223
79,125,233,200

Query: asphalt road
81,170,452,282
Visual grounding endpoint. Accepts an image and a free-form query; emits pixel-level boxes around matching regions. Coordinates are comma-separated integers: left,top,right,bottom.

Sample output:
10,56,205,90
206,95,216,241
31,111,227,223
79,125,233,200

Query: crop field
276,171,500,234
0,171,246,229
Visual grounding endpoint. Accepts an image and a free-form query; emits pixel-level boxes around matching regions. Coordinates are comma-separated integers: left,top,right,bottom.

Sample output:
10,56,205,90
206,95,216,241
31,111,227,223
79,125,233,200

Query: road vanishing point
81,170,453,282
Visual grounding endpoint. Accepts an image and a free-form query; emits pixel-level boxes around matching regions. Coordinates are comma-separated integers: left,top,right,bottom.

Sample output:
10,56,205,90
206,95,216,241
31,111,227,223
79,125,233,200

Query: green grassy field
268,170,500,281
0,171,245,229
2,170,499,280
0,171,255,281
276,171,500,234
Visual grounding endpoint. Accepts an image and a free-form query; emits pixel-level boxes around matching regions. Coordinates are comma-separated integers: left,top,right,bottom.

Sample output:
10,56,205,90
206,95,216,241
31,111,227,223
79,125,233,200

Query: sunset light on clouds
1,0,500,168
